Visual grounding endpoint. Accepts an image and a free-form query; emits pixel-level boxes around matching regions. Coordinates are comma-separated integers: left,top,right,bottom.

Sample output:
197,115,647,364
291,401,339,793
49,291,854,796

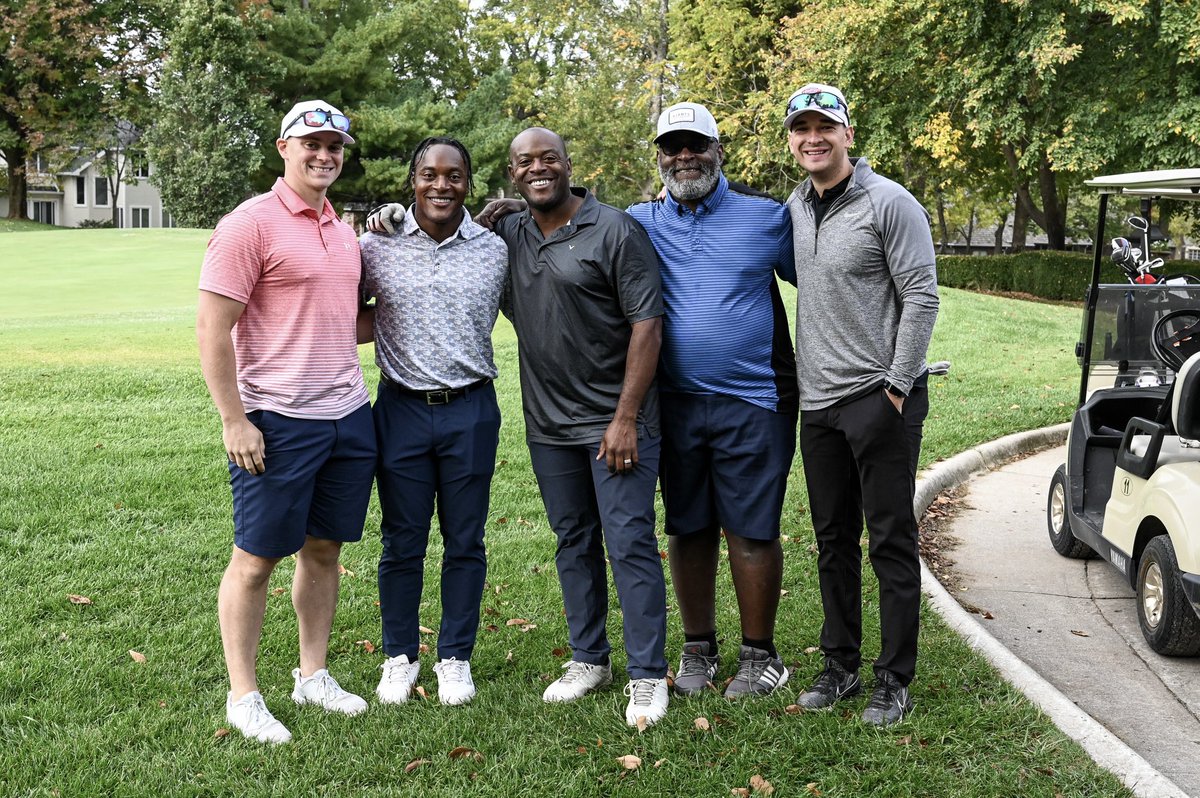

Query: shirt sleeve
879,191,939,393
613,217,664,324
774,206,796,285
198,211,263,303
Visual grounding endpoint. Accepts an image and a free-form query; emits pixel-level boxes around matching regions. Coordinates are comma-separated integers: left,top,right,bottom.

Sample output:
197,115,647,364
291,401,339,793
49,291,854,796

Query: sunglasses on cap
657,133,715,157
786,91,847,115
285,108,351,134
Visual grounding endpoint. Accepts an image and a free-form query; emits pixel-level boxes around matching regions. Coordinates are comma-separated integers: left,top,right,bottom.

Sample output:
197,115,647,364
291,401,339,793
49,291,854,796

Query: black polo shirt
495,188,663,444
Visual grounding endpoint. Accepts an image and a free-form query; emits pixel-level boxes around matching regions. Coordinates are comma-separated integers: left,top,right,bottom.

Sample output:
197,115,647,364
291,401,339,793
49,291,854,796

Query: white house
0,145,173,229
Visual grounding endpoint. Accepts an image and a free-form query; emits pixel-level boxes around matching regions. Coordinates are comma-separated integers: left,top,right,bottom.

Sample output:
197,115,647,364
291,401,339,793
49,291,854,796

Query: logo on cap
668,108,697,125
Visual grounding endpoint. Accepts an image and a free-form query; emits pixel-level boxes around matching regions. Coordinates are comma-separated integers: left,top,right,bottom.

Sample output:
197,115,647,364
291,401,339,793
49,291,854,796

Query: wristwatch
884,381,907,399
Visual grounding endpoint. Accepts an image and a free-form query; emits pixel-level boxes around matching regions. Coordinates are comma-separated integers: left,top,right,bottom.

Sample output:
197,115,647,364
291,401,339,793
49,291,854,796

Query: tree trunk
3,142,30,220
1037,157,1066,250
1011,192,1029,251
1001,142,1047,235
650,0,668,124
935,190,948,253
993,211,1007,255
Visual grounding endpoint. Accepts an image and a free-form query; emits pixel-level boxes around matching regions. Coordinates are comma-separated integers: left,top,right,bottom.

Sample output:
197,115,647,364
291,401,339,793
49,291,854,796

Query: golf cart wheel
1136,535,1200,656
1047,466,1092,559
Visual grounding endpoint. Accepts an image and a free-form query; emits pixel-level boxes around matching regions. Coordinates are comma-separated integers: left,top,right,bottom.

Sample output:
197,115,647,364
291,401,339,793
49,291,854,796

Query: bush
77,218,115,229
937,251,1200,301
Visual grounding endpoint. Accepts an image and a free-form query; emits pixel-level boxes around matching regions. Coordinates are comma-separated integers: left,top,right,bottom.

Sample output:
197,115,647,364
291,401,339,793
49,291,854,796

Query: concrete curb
916,423,1188,798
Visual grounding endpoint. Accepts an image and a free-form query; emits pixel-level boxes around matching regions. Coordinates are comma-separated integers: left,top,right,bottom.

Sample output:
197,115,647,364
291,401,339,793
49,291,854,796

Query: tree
0,1,105,219
144,0,273,227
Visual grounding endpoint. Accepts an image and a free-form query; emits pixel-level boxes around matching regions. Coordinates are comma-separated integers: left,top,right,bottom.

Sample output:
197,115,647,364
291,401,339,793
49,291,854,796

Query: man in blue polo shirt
626,103,798,699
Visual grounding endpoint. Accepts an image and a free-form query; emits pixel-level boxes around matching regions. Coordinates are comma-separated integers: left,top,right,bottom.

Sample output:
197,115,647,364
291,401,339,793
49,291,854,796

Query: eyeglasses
285,108,351,134
787,91,847,116
657,133,715,157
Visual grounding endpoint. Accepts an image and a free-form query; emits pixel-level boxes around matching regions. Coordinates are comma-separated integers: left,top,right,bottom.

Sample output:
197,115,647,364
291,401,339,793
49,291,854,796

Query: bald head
508,127,574,212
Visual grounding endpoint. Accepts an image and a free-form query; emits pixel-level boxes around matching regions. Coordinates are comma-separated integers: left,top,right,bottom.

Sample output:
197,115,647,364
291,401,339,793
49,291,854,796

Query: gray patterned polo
360,210,509,390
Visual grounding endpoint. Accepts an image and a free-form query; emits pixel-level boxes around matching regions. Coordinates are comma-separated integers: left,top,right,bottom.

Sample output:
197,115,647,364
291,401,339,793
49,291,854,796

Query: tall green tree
144,0,273,227
0,0,105,219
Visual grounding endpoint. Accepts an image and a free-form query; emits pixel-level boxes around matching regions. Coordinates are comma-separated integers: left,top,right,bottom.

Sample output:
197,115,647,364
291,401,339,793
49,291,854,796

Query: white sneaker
624,677,669,728
542,659,613,703
291,668,368,716
226,690,292,744
434,658,476,706
377,655,421,704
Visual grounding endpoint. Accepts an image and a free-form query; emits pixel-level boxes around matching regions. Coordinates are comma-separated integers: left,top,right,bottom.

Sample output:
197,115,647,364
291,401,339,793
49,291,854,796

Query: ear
716,142,726,166
276,138,289,159
564,156,573,178
845,126,855,148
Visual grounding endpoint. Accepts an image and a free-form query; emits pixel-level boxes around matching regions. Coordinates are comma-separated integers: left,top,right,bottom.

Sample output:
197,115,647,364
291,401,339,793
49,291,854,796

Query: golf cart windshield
1082,284,1200,391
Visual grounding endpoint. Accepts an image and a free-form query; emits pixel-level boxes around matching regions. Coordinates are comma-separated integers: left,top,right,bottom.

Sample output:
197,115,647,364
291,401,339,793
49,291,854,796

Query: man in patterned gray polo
359,137,508,707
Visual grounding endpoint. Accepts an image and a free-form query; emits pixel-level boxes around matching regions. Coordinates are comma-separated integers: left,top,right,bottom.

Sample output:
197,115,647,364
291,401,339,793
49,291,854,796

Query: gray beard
660,162,720,202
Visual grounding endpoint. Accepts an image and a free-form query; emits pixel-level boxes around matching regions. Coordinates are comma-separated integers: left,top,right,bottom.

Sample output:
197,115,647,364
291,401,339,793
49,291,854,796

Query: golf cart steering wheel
1152,309,1200,373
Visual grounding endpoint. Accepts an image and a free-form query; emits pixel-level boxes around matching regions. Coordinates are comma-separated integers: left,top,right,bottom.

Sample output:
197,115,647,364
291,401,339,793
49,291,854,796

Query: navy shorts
230,403,376,558
659,392,797,541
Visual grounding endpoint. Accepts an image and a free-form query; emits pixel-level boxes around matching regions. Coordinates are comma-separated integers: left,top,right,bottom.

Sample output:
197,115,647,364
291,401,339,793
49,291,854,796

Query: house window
94,177,109,206
32,152,49,173
131,207,150,228
75,177,86,206
163,211,176,229
134,161,150,179
1186,247,1200,262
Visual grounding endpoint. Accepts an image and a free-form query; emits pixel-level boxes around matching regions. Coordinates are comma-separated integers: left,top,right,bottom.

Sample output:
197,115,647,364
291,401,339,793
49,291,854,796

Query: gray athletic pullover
786,157,939,410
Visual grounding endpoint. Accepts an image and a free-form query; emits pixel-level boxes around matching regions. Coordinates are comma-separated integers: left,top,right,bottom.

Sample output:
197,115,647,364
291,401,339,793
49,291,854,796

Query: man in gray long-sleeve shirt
783,83,939,726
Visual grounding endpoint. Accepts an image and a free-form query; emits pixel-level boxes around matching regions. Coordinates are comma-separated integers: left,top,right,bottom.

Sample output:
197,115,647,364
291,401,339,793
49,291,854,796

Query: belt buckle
426,390,452,405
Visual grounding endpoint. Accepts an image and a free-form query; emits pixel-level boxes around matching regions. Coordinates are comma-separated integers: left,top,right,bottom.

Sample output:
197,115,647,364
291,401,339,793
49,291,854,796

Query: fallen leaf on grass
448,746,484,762
129,650,147,663
516,518,534,527
415,686,428,700
784,704,802,715
405,759,428,774
419,643,430,654
659,550,668,560
552,647,568,657
214,728,229,738
68,594,92,605
506,650,513,662
636,715,648,732
779,589,789,597
694,717,711,731
506,618,529,626
271,587,286,596
484,606,500,616
731,789,750,797
897,735,912,746
419,626,435,635
1070,629,1089,637
803,646,819,655
805,783,822,796
337,563,355,577
654,758,666,768
157,700,167,708
576,746,588,754
354,640,376,654
616,755,641,770
750,775,774,795
485,625,500,632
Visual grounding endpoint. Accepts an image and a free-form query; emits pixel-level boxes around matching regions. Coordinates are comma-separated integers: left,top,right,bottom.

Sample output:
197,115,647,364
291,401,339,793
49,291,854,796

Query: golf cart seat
1122,350,1200,474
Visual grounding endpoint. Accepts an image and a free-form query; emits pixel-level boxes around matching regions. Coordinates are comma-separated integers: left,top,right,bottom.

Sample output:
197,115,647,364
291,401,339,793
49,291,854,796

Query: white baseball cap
783,84,851,129
279,99,355,144
654,102,720,143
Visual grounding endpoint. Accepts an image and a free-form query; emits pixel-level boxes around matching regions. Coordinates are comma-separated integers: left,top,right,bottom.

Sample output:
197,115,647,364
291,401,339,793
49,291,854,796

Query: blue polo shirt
627,174,798,412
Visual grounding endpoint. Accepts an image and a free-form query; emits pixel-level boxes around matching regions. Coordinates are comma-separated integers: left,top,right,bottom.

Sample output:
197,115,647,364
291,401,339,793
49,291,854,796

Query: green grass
0,229,1128,797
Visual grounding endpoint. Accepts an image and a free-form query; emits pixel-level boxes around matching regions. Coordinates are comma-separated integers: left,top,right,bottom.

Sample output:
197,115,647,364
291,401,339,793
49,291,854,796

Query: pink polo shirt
199,178,369,420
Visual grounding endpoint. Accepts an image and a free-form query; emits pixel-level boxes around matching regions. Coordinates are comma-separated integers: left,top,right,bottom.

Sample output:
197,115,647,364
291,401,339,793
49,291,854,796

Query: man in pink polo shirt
197,99,376,744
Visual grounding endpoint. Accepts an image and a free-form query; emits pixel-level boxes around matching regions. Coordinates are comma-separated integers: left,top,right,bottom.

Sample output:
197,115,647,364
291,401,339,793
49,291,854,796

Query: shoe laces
866,674,903,711
624,678,659,705
731,653,768,686
381,656,417,682
237,693,278,731
305,670,346,701
437,658,470,684
811,661,848,694
558,660,598,684
677,649,716,679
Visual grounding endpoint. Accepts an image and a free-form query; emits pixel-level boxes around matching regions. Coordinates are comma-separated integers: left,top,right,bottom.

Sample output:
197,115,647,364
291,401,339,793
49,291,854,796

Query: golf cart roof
1086,169,1200,200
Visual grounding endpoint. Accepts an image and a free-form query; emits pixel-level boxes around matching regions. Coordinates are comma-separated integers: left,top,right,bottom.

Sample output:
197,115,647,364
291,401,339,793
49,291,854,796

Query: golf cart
1047,169,1200,655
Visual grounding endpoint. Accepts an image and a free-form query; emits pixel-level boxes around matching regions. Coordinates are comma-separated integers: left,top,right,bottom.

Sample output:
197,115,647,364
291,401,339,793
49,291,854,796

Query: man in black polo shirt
492,127,670,728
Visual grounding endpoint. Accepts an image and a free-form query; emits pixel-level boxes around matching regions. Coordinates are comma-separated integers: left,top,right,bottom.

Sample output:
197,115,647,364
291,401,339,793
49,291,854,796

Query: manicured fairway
0,228,1130,797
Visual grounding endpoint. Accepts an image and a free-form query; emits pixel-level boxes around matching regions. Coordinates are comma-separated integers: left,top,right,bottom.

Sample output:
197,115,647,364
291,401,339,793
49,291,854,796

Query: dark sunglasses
657,133,715,157
787,91,847,115
285,108,351,134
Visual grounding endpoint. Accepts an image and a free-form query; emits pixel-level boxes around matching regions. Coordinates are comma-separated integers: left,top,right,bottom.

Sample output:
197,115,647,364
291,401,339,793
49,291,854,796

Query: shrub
77,219,115,229
937,251,1200,301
